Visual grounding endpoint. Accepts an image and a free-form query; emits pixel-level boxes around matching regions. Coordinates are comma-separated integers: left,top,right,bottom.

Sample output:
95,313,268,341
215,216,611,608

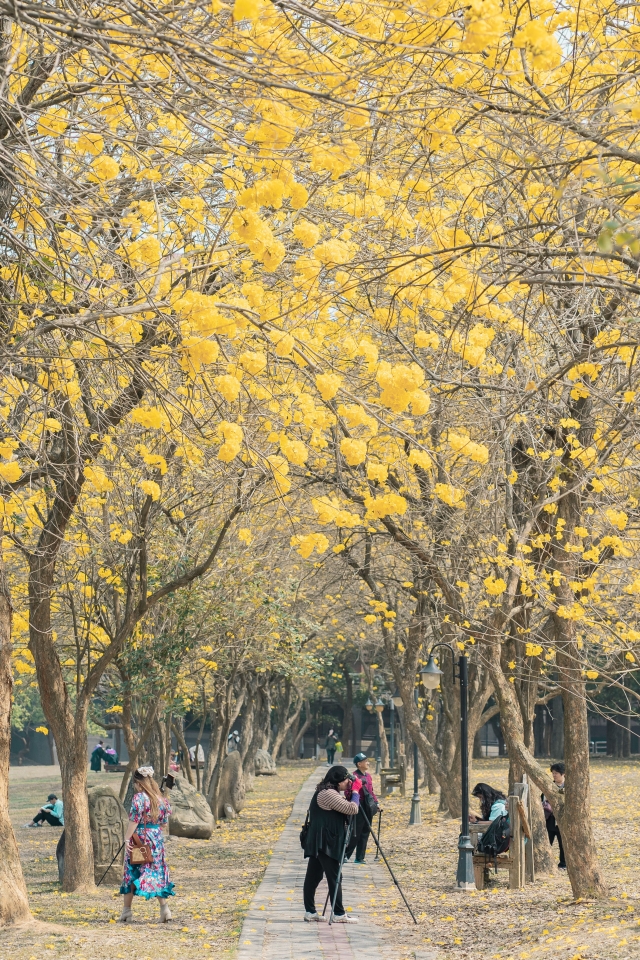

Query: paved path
236,766,394,960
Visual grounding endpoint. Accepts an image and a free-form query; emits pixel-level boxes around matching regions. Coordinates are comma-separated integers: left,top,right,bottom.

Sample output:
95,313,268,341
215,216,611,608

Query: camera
161,772,177,791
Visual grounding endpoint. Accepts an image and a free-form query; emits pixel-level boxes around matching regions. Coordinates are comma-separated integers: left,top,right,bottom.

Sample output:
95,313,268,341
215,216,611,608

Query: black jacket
303,790,350,861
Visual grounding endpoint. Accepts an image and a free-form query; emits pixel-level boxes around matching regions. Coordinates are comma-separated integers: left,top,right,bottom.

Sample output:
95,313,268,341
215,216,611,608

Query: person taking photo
302,765,361,923
346,752,380,864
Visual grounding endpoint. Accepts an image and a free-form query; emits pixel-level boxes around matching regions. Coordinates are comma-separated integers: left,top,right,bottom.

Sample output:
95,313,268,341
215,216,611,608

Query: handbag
299,808,310,848
129,832,153,866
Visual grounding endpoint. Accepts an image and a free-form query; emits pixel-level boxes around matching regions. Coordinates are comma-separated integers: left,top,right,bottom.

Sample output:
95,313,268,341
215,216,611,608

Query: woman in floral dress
119,765,174,922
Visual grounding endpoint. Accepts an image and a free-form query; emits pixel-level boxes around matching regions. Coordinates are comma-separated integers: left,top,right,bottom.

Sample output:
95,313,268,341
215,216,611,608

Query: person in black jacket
302,765,361,923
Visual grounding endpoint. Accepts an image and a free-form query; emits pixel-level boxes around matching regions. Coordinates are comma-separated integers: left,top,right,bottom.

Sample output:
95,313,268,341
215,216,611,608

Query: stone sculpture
88,785,128,885
216,750,246,819
169,776,215,839
254,748,277,775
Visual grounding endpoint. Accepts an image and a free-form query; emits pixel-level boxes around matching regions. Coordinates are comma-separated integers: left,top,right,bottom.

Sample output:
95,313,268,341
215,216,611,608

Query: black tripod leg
374,811,382,861
96,841,125,888
328,814,354,924
359,807,417,924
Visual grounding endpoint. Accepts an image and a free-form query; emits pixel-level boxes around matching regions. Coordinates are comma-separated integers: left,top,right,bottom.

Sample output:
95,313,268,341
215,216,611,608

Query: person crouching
302,765,361,923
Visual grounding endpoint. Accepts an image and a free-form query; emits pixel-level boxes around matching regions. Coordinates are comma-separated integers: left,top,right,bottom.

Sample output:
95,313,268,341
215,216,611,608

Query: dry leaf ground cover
368,758,640,960
4,759,312,960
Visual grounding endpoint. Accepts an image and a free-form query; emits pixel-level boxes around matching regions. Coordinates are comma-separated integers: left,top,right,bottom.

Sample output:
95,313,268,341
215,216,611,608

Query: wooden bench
471,776,535,890
104,763,129,773
380,755,407,797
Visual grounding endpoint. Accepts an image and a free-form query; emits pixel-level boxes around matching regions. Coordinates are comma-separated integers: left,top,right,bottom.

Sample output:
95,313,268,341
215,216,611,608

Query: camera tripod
322,806,417,925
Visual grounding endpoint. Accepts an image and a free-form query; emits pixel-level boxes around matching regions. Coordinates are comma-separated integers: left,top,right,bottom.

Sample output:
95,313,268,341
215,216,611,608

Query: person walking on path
346,753,380,864
543,762,566,869
119,765,174,923
302,764,361,923
25,793,63,827
324,729,337,765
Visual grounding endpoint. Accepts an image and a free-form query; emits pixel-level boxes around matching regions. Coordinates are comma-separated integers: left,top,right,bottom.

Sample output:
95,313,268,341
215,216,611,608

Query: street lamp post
421,646,475,890
389,698,395,768
409,686,421,825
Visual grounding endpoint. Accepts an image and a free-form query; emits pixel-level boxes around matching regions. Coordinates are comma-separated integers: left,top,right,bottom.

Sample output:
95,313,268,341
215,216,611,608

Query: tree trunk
480,608,608,898
0,534,31,924
270,691,303,761
341,669,354,758
291,700,312,758
29,564,95,892
376,708,389,767
118,703,159,802
243,684,269,789
549,695,564,759
172,719,195,787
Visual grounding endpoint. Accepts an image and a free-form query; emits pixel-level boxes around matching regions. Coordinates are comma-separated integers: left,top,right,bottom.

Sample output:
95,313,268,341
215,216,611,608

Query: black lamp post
409,685,421,825
421,645,475,890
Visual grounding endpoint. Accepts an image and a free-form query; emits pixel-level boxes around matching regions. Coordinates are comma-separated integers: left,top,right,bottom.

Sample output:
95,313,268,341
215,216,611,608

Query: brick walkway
236,766,393,960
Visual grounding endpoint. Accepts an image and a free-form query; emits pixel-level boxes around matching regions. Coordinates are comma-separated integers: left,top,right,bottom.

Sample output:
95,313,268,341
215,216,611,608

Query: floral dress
120,792,174,899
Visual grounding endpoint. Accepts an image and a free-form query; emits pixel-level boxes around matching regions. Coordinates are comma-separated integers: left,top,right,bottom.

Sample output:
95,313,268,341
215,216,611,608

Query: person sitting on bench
469,782,507,823
26,793,64,827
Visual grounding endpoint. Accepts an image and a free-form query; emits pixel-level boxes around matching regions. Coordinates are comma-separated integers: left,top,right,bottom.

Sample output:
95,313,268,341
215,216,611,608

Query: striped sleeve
317,789,360,814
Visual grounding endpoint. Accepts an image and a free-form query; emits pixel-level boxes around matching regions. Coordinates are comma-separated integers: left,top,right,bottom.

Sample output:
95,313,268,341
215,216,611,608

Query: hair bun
136,765,154,778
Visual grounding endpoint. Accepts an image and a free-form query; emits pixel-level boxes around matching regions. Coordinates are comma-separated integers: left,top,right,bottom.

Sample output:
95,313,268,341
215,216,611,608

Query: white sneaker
304,911,326,922
333,913,359,923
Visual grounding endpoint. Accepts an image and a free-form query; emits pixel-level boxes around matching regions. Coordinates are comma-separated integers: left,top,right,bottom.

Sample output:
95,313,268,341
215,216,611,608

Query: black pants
546,816,565,866
327,748,335,764
346,809,370,861
303,853,345,916
33,811,63,827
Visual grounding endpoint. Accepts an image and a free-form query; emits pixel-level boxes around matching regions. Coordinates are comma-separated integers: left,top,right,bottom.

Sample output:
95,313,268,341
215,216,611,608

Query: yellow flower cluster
434,482,466,509
363,493,407,519
290,532,329,558
217,421,244,462
447,432,489,464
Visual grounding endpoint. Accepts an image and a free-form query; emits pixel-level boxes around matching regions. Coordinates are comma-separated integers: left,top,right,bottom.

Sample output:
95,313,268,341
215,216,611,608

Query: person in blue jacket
25,793,64,827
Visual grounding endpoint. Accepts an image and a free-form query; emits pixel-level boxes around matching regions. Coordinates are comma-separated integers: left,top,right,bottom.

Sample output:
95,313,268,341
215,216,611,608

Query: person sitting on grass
25,793,64,828
468,782,507,823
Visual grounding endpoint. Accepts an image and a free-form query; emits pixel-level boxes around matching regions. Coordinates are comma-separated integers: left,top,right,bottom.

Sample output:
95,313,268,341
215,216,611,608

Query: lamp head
421,654,443,690
374,698,384,713
365,697,374,712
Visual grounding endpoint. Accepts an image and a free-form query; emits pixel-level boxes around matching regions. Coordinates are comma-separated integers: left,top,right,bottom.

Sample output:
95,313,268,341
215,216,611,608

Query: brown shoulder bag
129,832,153,866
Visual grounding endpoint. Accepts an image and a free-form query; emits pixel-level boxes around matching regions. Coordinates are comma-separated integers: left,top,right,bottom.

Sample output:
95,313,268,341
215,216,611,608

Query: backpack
361,782,379,820
300,807,310,848
476,813,510,869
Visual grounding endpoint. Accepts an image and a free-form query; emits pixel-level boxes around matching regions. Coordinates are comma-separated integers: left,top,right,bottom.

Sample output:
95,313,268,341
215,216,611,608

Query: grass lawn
370,757,640,960
5,759,312,960
6,757,640,960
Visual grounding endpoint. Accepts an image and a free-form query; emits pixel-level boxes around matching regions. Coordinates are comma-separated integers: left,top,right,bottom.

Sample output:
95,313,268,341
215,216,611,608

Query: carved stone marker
169,776,215,839
216,750,246,820
88,785,128,885
254,748,277,776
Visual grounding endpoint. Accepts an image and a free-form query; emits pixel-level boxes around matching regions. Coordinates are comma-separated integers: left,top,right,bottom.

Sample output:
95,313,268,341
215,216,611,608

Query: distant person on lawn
91,740,106,771
26,793,64,827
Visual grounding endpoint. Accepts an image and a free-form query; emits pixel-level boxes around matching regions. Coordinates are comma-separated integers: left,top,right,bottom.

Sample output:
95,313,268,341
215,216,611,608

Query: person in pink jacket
345,753,380,864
